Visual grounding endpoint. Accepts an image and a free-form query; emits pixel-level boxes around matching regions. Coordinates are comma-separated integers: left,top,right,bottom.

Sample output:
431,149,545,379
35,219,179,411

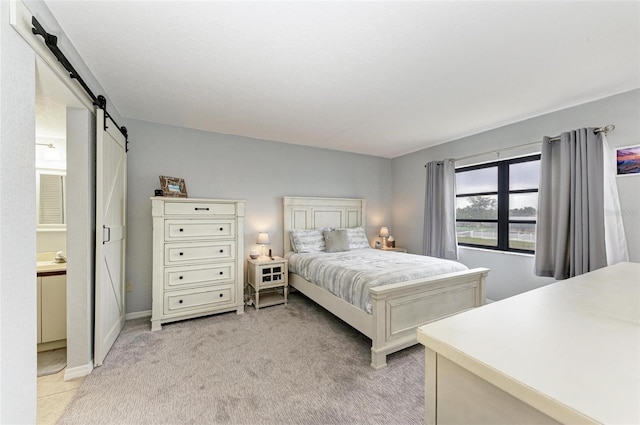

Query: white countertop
36,252,67,274
417,262,640,425
37,261,67,274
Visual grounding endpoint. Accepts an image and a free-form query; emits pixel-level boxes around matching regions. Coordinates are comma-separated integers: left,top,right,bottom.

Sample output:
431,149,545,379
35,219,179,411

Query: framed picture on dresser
159,175,188,197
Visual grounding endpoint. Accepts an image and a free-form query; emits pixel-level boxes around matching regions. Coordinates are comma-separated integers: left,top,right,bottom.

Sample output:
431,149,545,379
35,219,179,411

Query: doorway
35,56,95,381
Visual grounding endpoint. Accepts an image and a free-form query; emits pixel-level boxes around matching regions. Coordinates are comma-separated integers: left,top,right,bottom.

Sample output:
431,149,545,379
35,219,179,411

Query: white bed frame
283,196,489,369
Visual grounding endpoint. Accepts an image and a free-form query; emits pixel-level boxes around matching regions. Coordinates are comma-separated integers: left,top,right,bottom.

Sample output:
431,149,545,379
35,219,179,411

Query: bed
283,196,489,369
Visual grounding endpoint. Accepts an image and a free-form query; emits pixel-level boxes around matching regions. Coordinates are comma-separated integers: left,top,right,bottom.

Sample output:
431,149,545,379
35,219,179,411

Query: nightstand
247,257,288,309
381,247,408,253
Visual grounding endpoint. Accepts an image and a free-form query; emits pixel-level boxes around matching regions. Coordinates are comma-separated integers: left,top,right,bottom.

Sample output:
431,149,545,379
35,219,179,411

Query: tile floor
37,369,84,425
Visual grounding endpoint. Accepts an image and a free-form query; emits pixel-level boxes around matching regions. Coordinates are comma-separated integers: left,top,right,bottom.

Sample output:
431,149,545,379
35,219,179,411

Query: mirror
36,169,66,230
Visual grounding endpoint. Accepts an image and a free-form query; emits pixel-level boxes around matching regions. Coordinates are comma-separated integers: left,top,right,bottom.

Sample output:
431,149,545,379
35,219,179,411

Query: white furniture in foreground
284,196,489,369
417,262,640,425
151,197,245,331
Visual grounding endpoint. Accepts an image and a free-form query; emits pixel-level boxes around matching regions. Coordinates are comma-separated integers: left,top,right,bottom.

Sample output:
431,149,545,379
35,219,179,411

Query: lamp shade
257,232,270,245
43,145,61,161
37,143,61,161
379,227,389,238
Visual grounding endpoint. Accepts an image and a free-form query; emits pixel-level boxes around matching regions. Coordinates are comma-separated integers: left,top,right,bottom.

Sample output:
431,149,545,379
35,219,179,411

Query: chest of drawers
151,197,245,330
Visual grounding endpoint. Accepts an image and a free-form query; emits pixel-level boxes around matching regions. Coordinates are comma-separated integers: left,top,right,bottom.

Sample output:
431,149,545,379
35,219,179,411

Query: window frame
455,154,540,254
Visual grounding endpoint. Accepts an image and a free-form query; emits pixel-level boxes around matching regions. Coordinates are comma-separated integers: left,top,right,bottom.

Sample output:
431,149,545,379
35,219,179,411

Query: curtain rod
546,124,615,143
425,124,615,167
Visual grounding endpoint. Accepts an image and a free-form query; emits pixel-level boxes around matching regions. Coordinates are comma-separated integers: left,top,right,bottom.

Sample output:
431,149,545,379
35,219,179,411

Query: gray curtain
534,128,607,279
424,159,458,260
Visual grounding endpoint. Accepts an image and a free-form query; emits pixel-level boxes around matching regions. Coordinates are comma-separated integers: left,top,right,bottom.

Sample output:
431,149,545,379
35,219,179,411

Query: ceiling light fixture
36,143,62,161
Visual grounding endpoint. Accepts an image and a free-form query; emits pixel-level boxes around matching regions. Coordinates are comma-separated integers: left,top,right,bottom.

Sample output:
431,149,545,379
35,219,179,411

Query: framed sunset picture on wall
616,145,640,176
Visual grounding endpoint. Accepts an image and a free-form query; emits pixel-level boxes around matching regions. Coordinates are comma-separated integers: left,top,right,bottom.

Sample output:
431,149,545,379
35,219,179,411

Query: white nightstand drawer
164,263,235,290
164,285,234,314
165,241,236,266
164,201,236,216
165,219,235,241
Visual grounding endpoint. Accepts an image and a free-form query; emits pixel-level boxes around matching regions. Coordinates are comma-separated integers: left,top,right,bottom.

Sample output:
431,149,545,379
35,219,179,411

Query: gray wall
391,89,640,300
125,119,392,314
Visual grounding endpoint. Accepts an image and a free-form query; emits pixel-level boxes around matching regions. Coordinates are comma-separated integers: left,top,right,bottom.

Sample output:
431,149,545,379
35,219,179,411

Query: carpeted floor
58,293,424,424
37,347,66,377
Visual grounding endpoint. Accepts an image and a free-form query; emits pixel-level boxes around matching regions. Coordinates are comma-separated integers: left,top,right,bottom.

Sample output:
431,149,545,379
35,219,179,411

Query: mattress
286,248,468,314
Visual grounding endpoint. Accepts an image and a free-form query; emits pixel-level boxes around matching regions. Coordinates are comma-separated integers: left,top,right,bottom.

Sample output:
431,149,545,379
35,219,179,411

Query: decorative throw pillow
345,227,370,250
323,229,350,253
290,229,325,253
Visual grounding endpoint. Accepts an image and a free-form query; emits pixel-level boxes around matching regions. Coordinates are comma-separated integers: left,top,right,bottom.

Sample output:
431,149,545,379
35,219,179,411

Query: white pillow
344,227,370,250
290,229,325,253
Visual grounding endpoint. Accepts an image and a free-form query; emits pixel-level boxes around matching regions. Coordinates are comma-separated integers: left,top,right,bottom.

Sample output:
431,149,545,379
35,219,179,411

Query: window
36,169,66,230
455,154,540,253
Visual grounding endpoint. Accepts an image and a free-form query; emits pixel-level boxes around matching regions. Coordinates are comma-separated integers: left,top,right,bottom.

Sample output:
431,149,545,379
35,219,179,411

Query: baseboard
65,360,93,381
37,339,66,353
125,310,151,320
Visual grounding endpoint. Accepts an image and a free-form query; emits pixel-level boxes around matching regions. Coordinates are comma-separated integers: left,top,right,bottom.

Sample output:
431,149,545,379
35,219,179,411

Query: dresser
417,262,640,425
151,197,245,331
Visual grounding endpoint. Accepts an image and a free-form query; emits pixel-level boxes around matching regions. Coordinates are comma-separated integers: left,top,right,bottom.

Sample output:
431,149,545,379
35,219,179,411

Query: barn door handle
103,225,111,244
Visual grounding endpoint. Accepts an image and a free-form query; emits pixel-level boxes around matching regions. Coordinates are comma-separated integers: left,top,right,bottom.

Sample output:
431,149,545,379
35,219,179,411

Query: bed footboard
369,267,489,369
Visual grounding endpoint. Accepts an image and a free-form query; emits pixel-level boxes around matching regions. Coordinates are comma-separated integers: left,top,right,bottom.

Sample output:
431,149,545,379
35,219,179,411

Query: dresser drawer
164,202,236,216
164,263,235,290
165,241,235,266
164,285,234,314
165,219,235,241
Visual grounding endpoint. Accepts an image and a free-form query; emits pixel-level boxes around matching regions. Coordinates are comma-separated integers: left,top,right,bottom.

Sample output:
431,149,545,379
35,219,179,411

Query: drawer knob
219,227,223,231
179,252,184,256
195,207,209,211
219,271,223,275
179,276,183,280
179,228,184,232
179,299,183,304
219,249,224,253
219,294,223,298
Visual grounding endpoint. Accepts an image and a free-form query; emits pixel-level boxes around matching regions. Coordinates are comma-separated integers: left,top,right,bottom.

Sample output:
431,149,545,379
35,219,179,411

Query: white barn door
95,108,127,366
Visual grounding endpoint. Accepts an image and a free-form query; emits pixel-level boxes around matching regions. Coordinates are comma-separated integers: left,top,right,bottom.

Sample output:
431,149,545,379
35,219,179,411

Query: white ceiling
44,1,639,158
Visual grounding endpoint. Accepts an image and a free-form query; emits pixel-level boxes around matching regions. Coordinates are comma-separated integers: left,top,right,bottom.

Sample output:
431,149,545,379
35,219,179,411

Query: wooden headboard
283,197,366,253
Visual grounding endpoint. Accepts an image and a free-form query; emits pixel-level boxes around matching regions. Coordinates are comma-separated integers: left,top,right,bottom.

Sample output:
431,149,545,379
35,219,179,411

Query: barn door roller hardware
31,16,129,152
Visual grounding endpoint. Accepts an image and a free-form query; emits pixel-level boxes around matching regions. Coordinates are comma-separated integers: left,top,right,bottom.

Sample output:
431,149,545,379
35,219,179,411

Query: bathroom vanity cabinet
36,272,67,351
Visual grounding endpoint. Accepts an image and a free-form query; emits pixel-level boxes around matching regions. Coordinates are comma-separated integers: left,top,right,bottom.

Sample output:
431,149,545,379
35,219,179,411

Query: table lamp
257,232,270,257
379,227,389,249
